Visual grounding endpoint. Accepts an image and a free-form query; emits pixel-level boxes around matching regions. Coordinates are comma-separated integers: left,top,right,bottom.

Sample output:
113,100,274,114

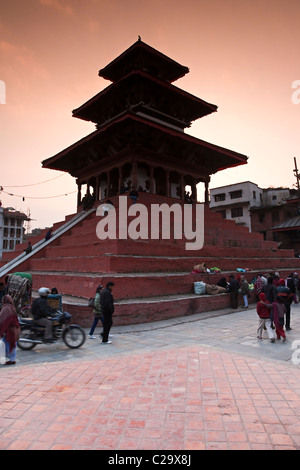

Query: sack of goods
194,281,206,295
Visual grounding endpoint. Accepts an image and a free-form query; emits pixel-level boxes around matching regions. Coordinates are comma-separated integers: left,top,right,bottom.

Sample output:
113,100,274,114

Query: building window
230,190,242,199
272,210,279,223
9,240,14,250
272,195,277,201
231,207,243,218
259,213,265,223
214,193,226,202
216,210,226,219
3,240,8,249
253,191,256,199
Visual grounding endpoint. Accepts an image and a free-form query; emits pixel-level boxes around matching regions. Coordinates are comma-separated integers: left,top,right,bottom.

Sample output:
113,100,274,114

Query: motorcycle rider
31,287,56,343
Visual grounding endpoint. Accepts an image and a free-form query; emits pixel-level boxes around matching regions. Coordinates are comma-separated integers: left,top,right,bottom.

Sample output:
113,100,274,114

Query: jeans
243,294,248,307
3,337,17,362
89,316,103,335
257,318,275,340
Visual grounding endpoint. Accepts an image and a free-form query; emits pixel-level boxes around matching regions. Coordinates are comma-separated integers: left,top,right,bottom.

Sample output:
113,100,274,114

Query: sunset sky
1,0,300,230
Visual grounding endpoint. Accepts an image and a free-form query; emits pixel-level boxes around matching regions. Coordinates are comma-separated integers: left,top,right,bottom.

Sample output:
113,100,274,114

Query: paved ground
1,302,300,450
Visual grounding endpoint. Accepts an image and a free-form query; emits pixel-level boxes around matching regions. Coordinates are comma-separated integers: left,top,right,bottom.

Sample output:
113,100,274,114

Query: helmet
38,287,50,297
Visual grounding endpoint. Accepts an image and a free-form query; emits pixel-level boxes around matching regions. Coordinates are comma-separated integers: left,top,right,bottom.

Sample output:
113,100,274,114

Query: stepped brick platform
2,193,300,327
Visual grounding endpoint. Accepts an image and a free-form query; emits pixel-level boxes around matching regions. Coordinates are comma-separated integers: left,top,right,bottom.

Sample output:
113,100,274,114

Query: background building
0,206,28,259
210,182,299,246
209,181,263,231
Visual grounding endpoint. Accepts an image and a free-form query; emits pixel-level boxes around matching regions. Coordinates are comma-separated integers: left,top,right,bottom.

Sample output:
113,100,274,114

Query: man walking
100,282,115,344
228,275,239,309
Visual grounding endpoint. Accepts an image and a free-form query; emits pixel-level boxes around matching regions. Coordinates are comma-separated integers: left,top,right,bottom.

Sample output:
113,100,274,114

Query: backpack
88,297,95,309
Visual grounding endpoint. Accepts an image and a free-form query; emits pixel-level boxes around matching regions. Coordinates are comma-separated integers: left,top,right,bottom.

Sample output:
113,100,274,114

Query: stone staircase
1,193,300,327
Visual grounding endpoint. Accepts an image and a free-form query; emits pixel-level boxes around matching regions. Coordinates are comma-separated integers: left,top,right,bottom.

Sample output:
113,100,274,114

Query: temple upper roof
98,39,189,83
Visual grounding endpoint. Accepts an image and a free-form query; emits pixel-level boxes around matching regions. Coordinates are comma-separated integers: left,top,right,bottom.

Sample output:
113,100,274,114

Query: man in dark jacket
228,275,239,309
31,287,56,342
100,282,115,343
277,279,292,330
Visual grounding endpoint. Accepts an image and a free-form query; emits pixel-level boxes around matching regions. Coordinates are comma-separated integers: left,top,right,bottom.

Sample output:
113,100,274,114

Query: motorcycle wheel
62,326,86,349
17,327,37,350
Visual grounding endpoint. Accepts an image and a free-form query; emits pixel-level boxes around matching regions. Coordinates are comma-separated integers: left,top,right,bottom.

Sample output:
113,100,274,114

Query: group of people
0,286,61,365
0,295,20,365
226,271,298,343
88,282,115,344
255,272,297,343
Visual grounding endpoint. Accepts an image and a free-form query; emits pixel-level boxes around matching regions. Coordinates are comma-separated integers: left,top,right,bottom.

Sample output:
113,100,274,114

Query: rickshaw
6,274,63,318
5,272,33,317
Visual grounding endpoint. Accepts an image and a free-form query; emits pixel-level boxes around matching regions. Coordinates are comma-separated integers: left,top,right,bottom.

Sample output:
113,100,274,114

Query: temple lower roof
42,113,247,178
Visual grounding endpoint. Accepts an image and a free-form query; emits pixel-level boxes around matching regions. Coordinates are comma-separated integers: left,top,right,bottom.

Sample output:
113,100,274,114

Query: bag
193,263,209,273
194,281,206,295
88,297,95,309
0,339,6,364
206,284,227,295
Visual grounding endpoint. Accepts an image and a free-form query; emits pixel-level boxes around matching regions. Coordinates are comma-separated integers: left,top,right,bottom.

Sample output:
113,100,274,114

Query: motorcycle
17,310,86,350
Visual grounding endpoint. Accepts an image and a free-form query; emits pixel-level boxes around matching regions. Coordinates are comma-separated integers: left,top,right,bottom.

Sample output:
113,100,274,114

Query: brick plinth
2,194,300,326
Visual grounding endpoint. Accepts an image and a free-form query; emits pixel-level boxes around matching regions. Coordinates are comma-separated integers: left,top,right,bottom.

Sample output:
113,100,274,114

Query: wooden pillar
166,170,170,197
118,166,123,194
180,174,185,200
132,161,138,189
106,171,110,198
191,178,197,202
150,167,154,194
76,180,82,209
205,178,210,205
95,176,100,202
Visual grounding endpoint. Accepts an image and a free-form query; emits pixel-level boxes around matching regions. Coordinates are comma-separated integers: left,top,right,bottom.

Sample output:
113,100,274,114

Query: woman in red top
256,293,275,342
0,295,20,365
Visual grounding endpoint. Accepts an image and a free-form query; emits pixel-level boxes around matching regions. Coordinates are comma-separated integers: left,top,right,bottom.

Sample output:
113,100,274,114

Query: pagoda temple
42,39,248,206
4,39,300,326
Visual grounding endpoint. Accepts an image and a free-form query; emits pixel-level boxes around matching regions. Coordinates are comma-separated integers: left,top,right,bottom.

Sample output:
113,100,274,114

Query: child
256,293,275,342
272,295,286,342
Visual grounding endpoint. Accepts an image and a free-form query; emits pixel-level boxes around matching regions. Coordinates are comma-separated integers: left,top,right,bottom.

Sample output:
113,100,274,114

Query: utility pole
293,157,300,191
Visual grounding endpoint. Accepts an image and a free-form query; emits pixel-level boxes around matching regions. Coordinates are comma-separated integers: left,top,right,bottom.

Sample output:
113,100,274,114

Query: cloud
0,40,48,78
38,0,73,15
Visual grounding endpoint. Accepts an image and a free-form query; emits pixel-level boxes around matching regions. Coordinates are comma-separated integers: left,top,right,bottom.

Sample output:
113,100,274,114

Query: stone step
65,289,257,327
28,253,300,273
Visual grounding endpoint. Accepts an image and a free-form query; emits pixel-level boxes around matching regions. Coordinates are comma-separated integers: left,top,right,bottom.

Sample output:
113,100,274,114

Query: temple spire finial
138,35,141,41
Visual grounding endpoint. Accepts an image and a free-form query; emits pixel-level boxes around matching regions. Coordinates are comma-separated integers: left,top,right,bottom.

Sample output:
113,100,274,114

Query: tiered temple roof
42,39,248,205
